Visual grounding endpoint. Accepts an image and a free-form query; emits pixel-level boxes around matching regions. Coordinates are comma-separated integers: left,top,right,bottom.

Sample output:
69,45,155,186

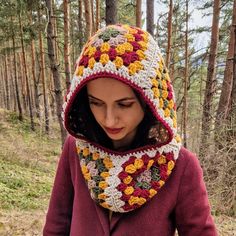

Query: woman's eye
118,102,134,108
89,101,103,107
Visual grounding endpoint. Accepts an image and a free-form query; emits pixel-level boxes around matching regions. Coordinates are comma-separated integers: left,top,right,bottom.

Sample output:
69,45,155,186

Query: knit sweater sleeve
43,135,75,236
175,151,218,235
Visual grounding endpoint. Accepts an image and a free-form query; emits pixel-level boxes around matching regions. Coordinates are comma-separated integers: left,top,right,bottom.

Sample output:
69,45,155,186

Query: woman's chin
106,132,125,141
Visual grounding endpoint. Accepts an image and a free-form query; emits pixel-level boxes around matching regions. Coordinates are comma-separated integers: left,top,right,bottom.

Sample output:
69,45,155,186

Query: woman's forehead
86,78,136,98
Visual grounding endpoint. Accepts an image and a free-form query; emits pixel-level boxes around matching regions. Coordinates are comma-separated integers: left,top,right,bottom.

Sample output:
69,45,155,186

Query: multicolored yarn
76,138,177,212
62,24,182,212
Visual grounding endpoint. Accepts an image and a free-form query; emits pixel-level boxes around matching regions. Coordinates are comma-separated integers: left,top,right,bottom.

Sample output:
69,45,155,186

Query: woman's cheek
92,108,104,121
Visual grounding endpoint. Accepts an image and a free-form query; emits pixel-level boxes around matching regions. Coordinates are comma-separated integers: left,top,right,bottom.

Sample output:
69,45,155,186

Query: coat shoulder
66,134,76,145
177,147,201,169
172,147,204,182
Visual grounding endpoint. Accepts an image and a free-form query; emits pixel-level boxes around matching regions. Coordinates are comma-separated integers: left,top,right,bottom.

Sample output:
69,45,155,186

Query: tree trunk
45,0,67,145
49,71,56,118
18,53,27,113
71,13,76,65
78,0,84,51
169,12,178,82
30,76,35,115
96,0,100,31
182,0,189,148
12,26,23,121
52,0,59,61
91,0,95,34
0,65,2,107
228,0,236,122
200,0,221,156
216,1,236,215
29,12,40,119
84,0,93,38
215,0,236,150
0,65,6,108
19,12,35,131
105,0,117,25
216,0,236,123
4,55,10,110
166,0,173,68
146,0,154,36
10,67,17,112
63,0,71,90
31,39,41,119
38,6,50,134
136,0,142,28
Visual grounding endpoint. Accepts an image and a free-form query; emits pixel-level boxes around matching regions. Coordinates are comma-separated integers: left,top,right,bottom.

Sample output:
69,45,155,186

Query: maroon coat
43,136,217,236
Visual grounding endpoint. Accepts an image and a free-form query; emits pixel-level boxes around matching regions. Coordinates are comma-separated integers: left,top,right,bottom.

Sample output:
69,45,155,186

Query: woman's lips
104,127,124,134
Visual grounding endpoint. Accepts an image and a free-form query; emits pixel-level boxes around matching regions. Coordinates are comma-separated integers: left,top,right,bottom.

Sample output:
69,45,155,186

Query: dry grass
0,210,46,236
215,215,236,235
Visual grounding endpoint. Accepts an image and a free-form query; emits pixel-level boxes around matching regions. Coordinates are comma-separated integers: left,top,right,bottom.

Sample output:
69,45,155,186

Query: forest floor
0,109,235,235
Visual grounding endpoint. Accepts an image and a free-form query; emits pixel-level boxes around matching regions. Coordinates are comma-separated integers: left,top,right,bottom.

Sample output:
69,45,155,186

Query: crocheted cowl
62,24,181,213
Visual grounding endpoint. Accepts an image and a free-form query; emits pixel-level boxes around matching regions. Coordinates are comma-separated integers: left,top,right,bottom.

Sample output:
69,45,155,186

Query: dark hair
68,85,168,151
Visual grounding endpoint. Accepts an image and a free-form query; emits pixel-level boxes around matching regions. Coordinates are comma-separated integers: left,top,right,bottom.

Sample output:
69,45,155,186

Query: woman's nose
104,108,117,127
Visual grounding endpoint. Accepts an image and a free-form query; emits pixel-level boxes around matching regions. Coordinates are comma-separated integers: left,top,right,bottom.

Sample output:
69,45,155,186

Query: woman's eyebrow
88,95,103,101
116,98,136,102
88,95,136,102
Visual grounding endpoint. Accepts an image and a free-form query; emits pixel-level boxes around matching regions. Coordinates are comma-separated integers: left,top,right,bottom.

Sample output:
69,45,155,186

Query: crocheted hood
62,24,181,213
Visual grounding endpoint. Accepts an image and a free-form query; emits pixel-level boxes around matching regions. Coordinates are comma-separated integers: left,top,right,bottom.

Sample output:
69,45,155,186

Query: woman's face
87,78,145,149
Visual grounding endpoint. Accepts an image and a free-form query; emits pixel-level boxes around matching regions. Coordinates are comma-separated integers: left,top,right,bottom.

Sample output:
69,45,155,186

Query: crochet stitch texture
62,24,181,212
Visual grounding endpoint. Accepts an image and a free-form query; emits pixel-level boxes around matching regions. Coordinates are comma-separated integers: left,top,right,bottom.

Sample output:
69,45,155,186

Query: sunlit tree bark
45,0,67,145
84,0,93,38
136,0,142,28
96,0,100,31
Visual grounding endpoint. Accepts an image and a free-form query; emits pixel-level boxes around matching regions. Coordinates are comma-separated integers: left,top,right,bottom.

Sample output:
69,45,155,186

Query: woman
43,24,217,235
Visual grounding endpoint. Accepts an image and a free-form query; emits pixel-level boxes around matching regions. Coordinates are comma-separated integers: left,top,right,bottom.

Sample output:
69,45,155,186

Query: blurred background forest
0,0,235,235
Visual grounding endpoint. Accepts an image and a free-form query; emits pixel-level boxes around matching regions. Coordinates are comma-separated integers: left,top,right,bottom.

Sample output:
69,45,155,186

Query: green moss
0,109,60,210
0,159,54,210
